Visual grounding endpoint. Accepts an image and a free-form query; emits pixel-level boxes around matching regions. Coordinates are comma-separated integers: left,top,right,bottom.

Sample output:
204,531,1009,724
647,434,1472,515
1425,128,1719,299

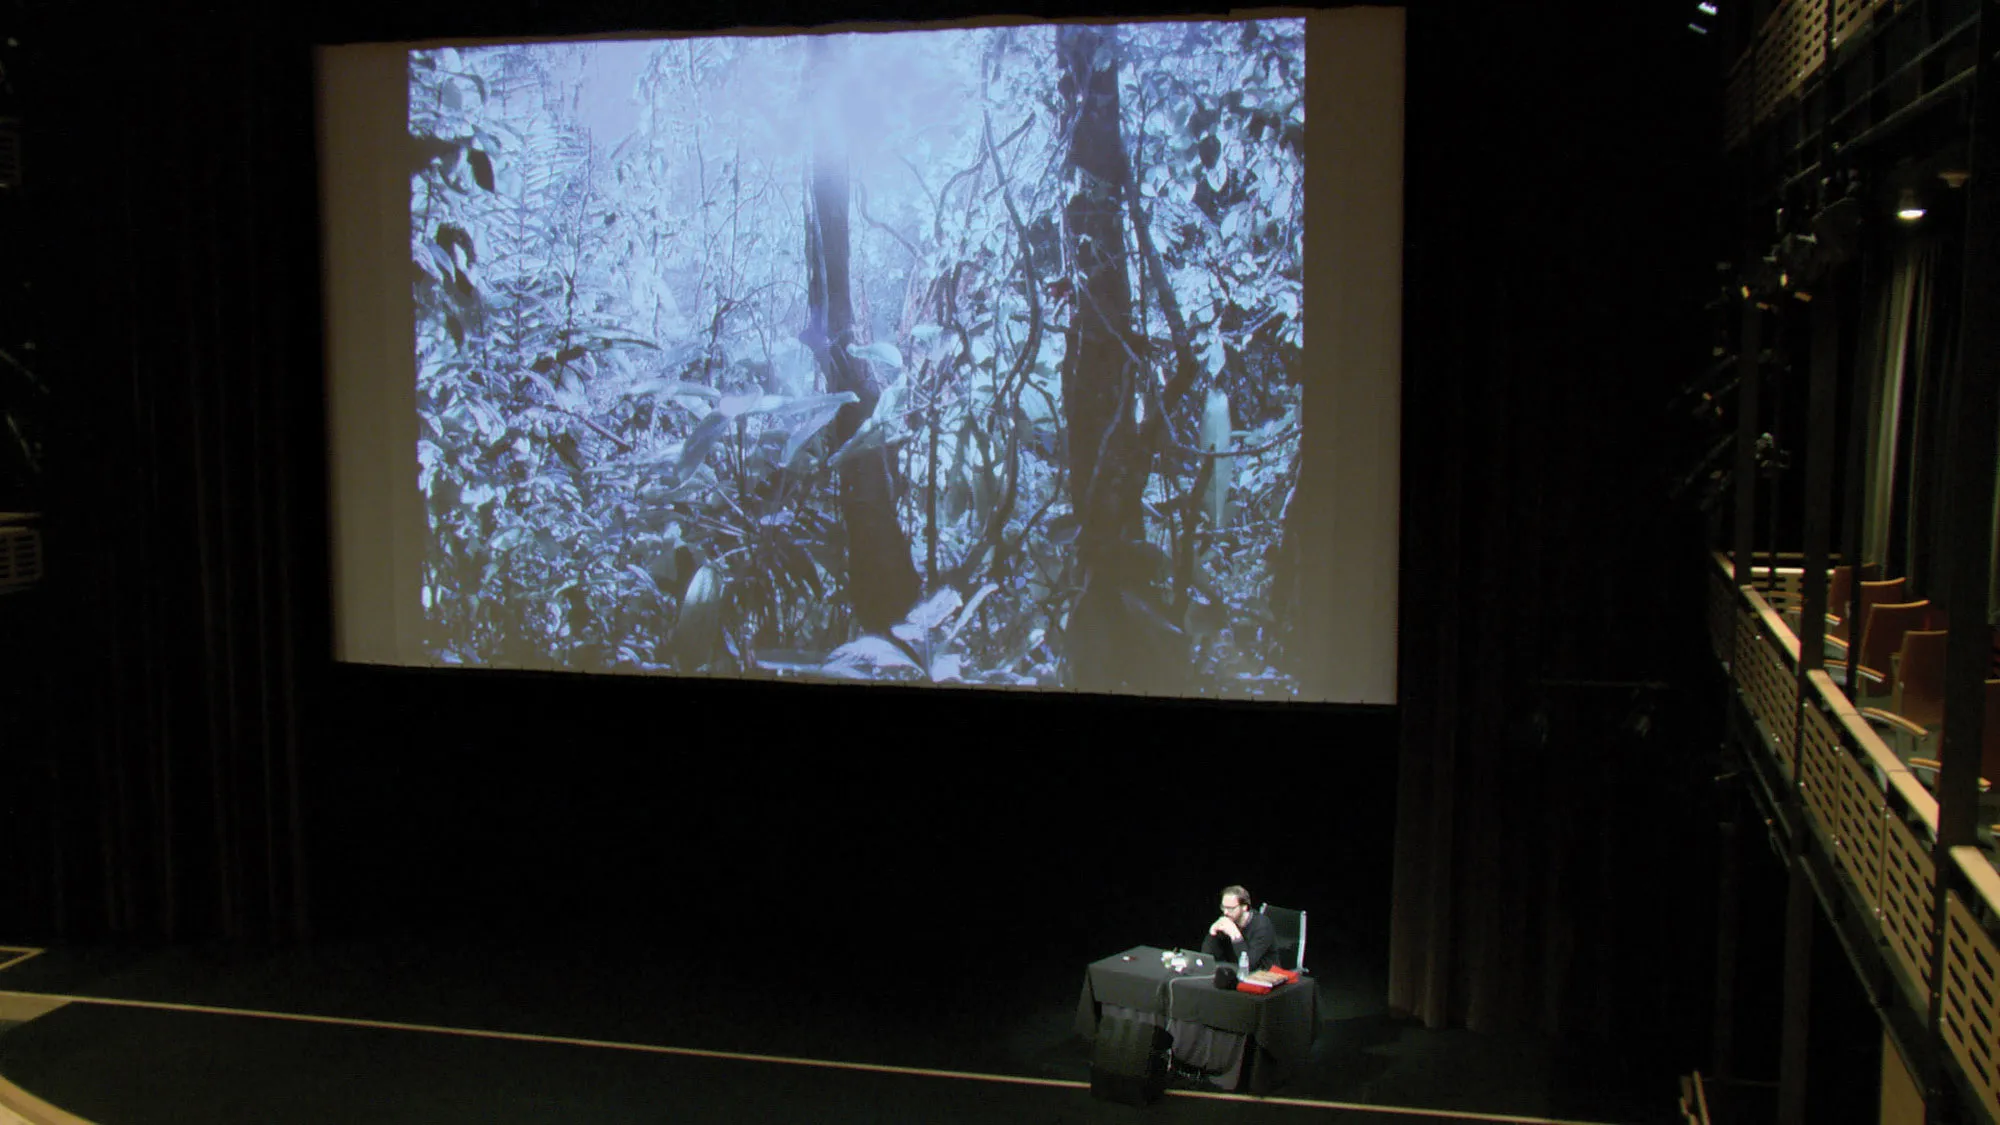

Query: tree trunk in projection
803,37,920,636
1056,26,1170,693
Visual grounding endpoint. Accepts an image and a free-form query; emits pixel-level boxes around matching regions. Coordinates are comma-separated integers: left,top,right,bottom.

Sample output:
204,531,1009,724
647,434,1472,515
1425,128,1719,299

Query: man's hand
1210,916,1242,941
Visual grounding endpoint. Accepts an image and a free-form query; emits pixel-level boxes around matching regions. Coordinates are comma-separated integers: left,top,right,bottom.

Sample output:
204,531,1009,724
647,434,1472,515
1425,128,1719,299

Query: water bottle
1238,950,1249,974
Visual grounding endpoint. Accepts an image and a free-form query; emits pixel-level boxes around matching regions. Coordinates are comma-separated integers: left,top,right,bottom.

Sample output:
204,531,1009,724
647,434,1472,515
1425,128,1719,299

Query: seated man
1202,884,1277,972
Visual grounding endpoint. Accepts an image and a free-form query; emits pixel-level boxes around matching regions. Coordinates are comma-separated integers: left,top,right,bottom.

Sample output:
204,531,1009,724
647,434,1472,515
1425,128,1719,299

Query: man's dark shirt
1209,910,1278,972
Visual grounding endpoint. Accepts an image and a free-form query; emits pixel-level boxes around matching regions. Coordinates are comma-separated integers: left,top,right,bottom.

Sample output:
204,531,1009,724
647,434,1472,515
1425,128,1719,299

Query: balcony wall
1710,549,2000,1123
1724,0,1983,183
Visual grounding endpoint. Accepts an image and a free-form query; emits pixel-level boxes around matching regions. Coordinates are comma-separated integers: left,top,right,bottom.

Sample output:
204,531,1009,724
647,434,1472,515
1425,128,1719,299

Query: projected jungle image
412,20,1308,695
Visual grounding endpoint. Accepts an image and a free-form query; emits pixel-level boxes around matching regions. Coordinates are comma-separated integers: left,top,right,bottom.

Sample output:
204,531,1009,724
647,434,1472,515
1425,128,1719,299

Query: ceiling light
1897,187,1926,221
1698,2,1718,13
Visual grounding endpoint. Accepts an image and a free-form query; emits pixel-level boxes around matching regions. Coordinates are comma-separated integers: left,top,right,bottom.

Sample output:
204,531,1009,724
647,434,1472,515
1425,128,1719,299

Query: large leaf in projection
762,392,857,466
819,635,924,681
671,563,723,672
845,340,903,372
676,411,733,480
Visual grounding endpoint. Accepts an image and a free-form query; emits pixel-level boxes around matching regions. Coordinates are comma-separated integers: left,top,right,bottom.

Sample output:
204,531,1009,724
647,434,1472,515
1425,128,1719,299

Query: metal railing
1737,581,1802,772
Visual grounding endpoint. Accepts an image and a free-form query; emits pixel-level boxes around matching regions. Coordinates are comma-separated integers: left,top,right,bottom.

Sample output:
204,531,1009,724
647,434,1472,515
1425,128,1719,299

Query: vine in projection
409,20,1307,695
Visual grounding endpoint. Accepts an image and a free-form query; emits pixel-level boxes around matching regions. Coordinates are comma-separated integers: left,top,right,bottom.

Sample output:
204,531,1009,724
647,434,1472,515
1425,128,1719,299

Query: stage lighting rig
1771,189,1849,294
1673,352,1741,420
1703,260,1738,312
1696,470,1733,513
1692,382,1736,423
1741,253,1784,304
1670,433,1736,503
1774,232,1815,285
1798,172,1866,279
1753,431,1792,476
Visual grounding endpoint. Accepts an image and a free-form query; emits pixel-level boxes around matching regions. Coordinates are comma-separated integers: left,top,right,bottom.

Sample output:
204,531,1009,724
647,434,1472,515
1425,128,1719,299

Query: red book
1235,966,1301,993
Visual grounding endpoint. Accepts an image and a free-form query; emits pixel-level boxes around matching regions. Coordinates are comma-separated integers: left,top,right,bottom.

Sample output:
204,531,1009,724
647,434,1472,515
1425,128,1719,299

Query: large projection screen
320,8,1402,703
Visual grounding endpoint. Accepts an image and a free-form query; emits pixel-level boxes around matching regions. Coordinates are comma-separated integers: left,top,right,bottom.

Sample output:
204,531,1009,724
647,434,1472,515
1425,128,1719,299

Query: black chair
1258,904,1308,973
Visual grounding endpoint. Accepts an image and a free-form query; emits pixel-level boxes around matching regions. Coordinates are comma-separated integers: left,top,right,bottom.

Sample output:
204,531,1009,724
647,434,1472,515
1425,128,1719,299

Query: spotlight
1698,1,1718,12
1897,187,1926,221
1688,21,1711,33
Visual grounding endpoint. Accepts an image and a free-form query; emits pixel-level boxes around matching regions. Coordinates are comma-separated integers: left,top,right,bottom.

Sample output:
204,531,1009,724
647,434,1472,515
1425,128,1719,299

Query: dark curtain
1388,3,1724,1046
1879,236,1945,595
1905,232,1961,606
8,3,319,943
1,0,1729,1006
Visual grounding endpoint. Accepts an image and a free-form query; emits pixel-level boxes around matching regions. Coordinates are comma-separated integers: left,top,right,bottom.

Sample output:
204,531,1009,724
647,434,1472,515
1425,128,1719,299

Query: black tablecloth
1074,946,1317,1092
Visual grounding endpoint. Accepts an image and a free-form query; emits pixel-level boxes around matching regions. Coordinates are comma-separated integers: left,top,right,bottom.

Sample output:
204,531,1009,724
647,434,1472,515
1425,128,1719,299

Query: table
1074,945,1318,1094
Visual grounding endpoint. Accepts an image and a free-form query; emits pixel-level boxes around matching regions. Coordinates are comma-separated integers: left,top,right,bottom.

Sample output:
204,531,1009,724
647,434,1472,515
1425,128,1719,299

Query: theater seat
1857,629,1946,761
1904,679,2000,799
1827,576,1909,660
1851,601,1931,705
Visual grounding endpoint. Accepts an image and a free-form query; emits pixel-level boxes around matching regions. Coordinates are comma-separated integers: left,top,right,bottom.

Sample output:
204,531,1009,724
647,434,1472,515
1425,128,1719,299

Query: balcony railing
1708,548,2000,1120
1945,848,2000,1121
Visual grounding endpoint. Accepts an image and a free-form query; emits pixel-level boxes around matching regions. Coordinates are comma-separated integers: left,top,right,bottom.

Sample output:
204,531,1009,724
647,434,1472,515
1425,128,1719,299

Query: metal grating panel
1725,54,1754,150
1799,700,1843,838
1754,0,1830,124
0,527,40,591
1752,7,1786,124
1736,609,1798,774
1799,700,1888,911
1778,0,1829,102
1943,891,2000,1125
1828,0,1889,48
1883,814,1937,1008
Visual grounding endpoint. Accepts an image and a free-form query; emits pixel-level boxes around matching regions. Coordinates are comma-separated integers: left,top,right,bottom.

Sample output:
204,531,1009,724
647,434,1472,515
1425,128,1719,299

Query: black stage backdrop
0,0,1724,1059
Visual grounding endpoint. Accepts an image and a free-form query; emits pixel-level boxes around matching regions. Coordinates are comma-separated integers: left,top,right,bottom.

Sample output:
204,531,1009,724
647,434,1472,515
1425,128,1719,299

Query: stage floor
0,937,1669,1124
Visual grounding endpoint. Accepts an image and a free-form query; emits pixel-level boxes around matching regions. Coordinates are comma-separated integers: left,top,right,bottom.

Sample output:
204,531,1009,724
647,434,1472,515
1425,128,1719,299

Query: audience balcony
1709,548,2000,1124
